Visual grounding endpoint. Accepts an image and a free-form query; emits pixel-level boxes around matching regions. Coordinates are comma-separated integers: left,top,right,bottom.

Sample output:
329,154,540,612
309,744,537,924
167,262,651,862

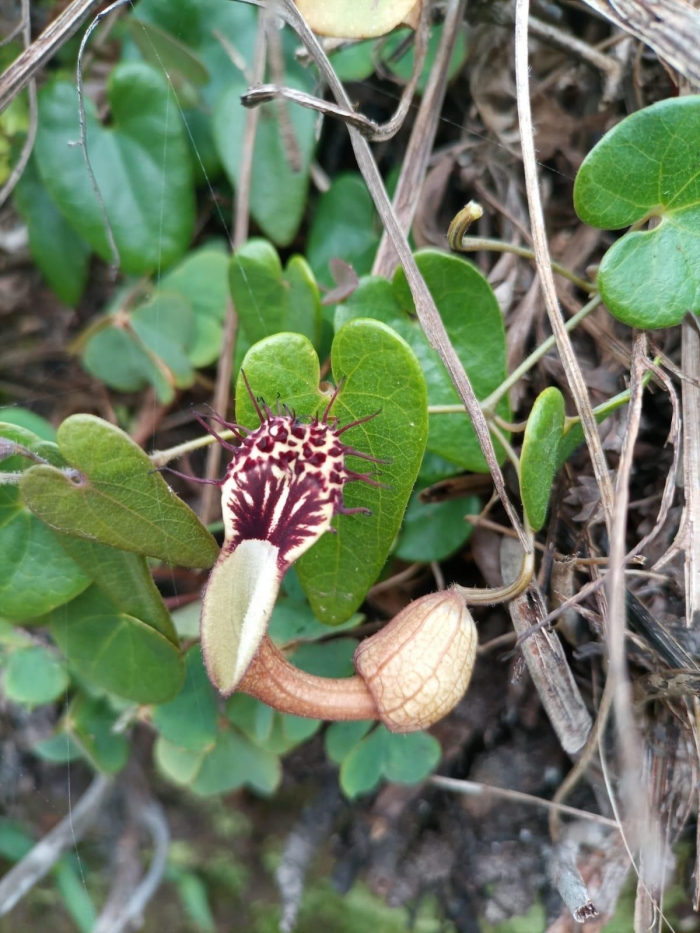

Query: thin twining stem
431,775,619,830
451,235,597,295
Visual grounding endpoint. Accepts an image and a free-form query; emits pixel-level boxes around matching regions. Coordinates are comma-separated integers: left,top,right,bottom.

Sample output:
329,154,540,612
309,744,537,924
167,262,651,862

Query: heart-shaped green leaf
4,645,68,707
131,0,257,112
229,239,322,351
307,174,379,287
14,156,91,306
151,646,218,751
395,486,479,562
213,77,317,247
160,243,229,367
339,725,441,798
520,387,566,532
0,423,90,621
55,536,178,645
20,414,219,568
34,63,195,274
66,695,129,773
574,96,700,328
337,250,510,471
82,291,196,404
155,728,282,796
50,586,184,703
235,322,428,624
126,18,210,91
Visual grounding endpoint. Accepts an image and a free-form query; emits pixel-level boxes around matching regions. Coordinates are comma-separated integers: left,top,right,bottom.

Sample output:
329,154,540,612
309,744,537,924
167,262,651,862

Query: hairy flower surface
221,409,374,570
200,380,382,695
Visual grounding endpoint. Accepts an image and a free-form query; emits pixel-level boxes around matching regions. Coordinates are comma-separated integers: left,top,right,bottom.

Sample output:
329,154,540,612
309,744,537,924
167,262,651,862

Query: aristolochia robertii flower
198,375,384,696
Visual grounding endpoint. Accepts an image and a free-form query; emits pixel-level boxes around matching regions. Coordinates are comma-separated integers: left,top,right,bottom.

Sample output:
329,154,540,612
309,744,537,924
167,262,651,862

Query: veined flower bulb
353,589,477,732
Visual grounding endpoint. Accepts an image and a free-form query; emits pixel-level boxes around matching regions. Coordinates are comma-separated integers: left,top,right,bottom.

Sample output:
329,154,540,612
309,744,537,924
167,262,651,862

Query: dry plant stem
249,2,429,143
453,236,596,295
681,319,700,628
240,634,380,721
514,0,615,533
501,537,592,756
0,0,36,207
608,334,652,848
0,0,102,113
528,358,680,648
549,837,600,922
372,0,466,277
277,0,528,550
528,14,622,99
93,800,170,933
442,295,602,415
0,774,113,916
431,776,618,828
199,16,267,524
580,0,700,88
264,1,302,173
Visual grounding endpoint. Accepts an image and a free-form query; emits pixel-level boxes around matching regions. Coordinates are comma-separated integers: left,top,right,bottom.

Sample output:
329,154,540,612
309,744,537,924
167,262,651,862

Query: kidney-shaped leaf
34,63,195,274
20,415,219,568
520,387,566,533
235,322,428,624
50,585,184,704
574,96,700,328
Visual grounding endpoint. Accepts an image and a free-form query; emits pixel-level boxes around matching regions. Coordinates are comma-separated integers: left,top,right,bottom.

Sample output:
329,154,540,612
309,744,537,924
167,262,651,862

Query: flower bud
353,589,477,732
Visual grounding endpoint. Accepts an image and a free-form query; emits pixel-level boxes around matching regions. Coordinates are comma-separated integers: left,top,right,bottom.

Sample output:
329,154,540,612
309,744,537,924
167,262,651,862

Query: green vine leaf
213,75,317,247
337,250,510,472
307,174,380,287
14,156,91,306
0,423,90,621
20,415,219,568
520,388,566,533
4,646,69,707
229,239,322,352
50,585,184,704
55,536,178,645
151,646,219,751
34,63,195,274
66,695,129,774
339,726,441,798
574,96,700,328
235,322,428,625
160,243,229,367
82,291,196,404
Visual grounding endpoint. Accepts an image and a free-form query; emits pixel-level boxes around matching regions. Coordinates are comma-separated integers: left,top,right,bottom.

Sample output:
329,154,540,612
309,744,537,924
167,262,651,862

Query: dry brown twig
0,0,102,114
0,0,37,208
514,0,615,535
371,0,464,276
0,775,113,917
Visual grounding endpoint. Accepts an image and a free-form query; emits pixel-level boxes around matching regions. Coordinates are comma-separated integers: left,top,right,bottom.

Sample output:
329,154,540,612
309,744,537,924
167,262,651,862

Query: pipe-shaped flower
240,589,478,733
200,379,383,695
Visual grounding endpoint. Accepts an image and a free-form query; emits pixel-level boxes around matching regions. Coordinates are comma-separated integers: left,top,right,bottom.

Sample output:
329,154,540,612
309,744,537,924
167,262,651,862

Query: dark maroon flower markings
199,372,387,695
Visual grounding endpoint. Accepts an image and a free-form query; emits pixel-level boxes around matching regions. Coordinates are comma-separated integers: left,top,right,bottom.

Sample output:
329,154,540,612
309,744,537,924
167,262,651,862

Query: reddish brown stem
239,635,380,722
